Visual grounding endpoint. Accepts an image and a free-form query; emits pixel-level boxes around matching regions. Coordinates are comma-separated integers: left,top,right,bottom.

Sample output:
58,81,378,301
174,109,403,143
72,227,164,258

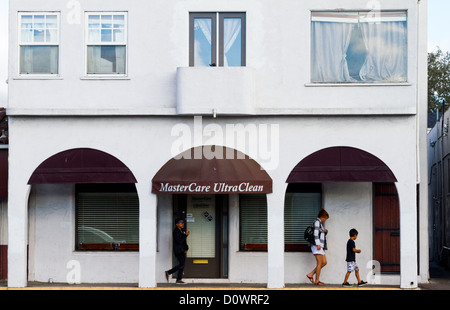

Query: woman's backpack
304,225,315,244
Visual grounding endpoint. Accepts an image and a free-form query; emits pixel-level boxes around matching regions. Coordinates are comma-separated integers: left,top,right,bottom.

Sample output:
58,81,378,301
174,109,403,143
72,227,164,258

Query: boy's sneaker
165,271,169,282
342,282,352,287
358,281,367,287
176,280,187,285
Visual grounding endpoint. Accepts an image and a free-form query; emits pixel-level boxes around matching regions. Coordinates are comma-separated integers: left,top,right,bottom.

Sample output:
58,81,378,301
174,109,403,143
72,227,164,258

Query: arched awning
286,146,397,183
28,148,137,184
152,146,272,194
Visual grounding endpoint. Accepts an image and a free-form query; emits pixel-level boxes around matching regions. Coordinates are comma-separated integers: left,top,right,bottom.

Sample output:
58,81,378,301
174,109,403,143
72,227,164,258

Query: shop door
374,183,400,273
173,194,228,278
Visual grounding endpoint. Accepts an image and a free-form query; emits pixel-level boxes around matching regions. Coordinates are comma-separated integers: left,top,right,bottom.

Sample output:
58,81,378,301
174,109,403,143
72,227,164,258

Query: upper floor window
19,13,59,75
189,12,246,67
311,11,407,83
86,12,127,75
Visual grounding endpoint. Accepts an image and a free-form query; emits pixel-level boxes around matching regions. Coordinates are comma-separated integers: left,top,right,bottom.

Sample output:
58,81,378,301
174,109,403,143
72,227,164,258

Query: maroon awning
0,150,8,198
152,146,272,194
28,148,137,184
286,146,397,183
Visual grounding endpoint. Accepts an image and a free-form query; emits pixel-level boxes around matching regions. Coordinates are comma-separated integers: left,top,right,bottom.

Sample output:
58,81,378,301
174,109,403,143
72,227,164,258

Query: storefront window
239,194,267,251
284,183,322,252
76,184,139,251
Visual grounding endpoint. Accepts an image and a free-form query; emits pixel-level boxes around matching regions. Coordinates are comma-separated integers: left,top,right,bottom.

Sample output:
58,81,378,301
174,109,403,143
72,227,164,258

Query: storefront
152,146,272,279
3,114,420,289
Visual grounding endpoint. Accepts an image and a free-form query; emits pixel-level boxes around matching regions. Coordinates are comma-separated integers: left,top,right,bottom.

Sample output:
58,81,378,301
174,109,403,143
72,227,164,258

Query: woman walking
306,209,329,285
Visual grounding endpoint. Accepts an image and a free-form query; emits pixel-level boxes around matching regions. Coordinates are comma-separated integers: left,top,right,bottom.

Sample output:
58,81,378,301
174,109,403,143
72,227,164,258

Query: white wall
6,0,425,287
11,115,415,285
8,0,420,116
28,184,139,283
284,183,375,285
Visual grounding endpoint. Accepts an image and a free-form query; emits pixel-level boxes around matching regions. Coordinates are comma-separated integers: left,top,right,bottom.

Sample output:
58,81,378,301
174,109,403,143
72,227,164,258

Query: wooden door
374,183,400,273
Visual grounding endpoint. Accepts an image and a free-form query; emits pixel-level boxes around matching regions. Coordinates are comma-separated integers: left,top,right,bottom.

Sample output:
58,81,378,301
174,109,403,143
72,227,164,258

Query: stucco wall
16,115,414,284
8,0,419,116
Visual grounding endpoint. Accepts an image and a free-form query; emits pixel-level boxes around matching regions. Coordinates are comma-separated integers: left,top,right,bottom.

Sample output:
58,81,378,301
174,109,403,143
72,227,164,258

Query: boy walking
342,228,367,287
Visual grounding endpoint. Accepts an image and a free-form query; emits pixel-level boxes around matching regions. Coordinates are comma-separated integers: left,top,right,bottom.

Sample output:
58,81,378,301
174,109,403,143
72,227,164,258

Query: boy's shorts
347,261,359,272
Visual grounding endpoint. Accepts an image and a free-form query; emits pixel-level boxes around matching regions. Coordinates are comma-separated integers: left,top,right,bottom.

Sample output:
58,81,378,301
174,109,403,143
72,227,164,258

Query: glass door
173,194,228,278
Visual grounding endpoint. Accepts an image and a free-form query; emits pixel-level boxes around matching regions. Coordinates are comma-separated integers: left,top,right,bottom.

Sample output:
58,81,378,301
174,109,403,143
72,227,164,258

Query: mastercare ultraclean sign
154,182,266,194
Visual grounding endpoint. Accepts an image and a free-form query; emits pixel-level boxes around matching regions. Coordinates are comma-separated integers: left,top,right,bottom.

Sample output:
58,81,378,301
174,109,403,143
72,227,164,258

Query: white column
137,185,157,288
397,180,418,289
266,183,285,288
417,0,430,284
7,183,30,288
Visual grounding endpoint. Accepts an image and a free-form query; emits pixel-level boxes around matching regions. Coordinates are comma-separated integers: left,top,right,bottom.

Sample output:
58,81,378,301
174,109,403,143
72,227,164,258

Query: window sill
12,75,63,80
73,251,138,256
81,75,130,80
305,82,412,87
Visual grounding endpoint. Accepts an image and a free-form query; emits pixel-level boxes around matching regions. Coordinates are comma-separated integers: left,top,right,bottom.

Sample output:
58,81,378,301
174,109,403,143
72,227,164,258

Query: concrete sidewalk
0,281,402,290
2,264,448,290
418,262,450,290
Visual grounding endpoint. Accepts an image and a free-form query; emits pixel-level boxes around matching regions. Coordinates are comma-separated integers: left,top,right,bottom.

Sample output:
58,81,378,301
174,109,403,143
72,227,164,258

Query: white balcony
176,67,255,115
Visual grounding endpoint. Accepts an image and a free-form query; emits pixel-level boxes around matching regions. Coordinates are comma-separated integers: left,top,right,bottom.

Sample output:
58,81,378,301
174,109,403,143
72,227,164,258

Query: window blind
239,194,267,251
76,192,139,251
186,195,216,258
284,193,321,251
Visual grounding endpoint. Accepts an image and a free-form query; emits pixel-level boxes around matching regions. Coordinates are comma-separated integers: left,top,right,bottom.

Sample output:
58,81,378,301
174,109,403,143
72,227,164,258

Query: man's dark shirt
173,228,189,255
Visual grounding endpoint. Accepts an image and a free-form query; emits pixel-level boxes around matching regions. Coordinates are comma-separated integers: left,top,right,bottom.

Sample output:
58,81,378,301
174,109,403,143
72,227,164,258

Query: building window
284,183,322,252
19,13,59,75
189,12,246,67
311,11,407,83
76,184,139,251
239,194,267,251
86,12,127,75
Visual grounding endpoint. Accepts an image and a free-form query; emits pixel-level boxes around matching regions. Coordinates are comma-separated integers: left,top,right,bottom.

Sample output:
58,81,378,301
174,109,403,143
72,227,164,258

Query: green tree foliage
428,48,450,113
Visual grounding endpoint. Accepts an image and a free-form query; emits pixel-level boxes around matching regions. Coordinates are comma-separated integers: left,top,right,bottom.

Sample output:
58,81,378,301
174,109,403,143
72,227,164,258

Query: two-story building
6,0,428,289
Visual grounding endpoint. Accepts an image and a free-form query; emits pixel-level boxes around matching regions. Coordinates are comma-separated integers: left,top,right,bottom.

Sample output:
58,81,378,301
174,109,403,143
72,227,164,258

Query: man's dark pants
167,253,186,281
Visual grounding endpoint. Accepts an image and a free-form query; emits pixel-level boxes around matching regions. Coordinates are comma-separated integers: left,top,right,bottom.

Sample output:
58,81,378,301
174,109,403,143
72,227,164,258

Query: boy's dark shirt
346,239,356,262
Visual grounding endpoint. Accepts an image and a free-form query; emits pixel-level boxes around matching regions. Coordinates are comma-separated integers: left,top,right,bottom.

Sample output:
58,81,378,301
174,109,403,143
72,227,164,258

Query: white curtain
87,46,125,74
223,18,241,66
359,21,407,82
87,46,103,73
195,19,212,44
194,19,212,66
311,21,355,82
21,46,58,74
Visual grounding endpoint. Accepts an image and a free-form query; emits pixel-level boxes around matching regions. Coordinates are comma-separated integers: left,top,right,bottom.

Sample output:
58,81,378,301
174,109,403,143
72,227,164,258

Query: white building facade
6,0,428,289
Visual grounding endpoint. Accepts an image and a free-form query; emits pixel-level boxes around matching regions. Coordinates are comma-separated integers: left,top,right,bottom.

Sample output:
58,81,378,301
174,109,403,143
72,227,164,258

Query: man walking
165,218,190,284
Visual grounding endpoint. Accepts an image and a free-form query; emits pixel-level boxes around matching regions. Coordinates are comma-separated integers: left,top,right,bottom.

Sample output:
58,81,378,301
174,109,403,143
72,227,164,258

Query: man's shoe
165,271,169,282
176,280,187,285
358,281,367,287
342,282,351,287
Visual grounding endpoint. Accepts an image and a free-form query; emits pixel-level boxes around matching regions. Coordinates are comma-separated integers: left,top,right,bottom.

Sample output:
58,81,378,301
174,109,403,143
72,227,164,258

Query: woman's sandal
306,275,314,284
314,281,325,286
